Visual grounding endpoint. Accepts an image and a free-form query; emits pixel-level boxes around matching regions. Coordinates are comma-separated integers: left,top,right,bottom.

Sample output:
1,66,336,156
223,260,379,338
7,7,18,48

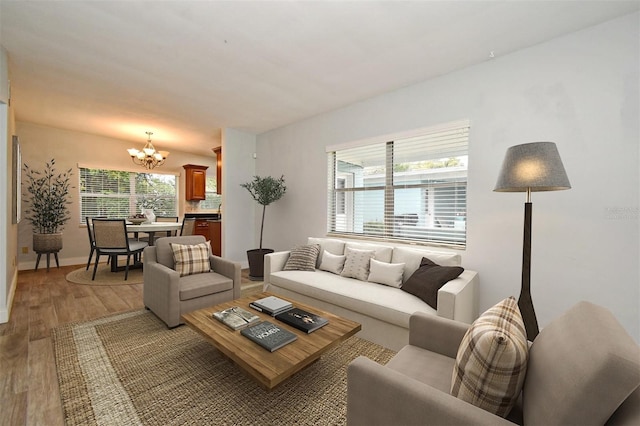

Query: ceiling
1,1,638,156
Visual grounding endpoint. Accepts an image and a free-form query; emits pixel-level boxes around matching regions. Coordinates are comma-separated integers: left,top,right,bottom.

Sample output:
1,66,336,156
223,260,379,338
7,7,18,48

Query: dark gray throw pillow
401,257,464,309
283,244,321,271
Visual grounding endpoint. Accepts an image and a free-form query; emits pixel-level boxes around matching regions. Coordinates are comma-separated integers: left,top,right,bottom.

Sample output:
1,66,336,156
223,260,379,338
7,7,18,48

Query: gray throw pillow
283,244,320,271
401,257,463,309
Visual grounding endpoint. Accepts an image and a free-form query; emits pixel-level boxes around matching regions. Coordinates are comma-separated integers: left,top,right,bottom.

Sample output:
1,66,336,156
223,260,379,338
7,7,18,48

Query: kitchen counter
184,212,221,220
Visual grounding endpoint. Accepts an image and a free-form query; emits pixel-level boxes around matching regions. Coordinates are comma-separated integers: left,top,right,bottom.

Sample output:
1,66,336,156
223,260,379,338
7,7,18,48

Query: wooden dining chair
180,217,196,236
92,219,148,280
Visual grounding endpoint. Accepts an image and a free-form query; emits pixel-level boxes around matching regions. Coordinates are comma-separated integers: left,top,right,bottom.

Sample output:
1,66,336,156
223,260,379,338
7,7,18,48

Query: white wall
256,13,640,341
220,128,256,267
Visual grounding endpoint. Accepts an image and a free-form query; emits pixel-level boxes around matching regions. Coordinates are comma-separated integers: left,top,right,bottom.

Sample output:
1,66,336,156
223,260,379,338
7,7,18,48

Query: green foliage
23,159,74,234
240,175,286,206
240,175,286,249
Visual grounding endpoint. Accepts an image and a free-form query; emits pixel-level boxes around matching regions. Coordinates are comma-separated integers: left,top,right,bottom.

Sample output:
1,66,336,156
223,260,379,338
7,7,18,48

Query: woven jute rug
52,310,395,425
66,264,143,285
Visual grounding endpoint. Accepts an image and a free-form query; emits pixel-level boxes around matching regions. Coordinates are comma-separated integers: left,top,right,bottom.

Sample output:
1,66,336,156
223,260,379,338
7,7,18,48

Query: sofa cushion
283,244,320,271
391,246,461,283
368,259,405,288
269,270,436,328
319,250,346,275
345,242,394,263
401,257,464,309
170,241,211,277
341,248,376,281
308,237,346,267
451,297,528,418
523,301,640,425
179,271,233,301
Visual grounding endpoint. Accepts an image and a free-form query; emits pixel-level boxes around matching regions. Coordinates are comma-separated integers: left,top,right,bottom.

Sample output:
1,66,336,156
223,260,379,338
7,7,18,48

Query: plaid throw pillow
450,296,528,417
170,241,211,277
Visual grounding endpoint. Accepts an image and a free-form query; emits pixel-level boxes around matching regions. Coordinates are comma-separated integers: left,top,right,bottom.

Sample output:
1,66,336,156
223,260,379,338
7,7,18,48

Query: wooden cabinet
192,219,221,256
213,147,222,194
183,164,208,201
208,221,221,256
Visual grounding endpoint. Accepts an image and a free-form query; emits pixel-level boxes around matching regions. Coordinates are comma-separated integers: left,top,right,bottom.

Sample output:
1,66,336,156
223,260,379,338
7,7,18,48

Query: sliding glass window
79,167,177,223
327,120,469,248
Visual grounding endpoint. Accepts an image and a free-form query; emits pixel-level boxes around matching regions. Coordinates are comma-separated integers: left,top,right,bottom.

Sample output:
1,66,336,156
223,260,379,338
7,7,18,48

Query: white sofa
264,237,479,350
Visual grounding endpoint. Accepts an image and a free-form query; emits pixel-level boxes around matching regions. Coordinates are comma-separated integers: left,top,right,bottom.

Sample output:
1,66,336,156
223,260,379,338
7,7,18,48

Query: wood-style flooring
0,264,253,426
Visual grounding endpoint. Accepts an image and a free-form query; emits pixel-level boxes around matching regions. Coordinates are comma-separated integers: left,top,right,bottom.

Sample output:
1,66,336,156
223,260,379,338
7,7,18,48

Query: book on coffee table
275,307,329,334
213,306,261,330
249,295,293,316
241,321,298,352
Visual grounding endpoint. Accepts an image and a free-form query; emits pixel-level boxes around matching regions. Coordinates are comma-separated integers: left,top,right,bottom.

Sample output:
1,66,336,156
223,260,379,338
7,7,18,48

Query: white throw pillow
367,259,405,288
340,248,375,281
308,237,345,268
319,250,346,275
391,246,462,283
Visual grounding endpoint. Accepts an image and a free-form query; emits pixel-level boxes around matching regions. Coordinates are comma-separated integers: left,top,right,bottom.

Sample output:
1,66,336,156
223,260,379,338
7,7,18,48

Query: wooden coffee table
182,291,361,390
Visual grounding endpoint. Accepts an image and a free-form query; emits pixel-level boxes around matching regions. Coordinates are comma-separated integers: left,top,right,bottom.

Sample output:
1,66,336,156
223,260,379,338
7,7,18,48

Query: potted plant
23,159,73,256
241,175,286,280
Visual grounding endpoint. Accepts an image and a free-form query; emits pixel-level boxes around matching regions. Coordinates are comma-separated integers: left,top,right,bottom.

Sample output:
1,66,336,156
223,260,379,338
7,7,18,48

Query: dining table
126,221,183,246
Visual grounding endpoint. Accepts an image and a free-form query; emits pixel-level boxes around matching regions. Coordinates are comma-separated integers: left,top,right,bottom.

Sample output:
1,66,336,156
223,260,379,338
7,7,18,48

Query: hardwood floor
0,265,254,426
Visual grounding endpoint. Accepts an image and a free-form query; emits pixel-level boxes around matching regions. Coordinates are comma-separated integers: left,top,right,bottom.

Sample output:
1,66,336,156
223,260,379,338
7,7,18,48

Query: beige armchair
347,301,640,425
143,235,241,328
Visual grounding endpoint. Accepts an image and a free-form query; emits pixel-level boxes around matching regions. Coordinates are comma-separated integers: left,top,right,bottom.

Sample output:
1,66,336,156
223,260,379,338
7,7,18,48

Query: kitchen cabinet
208,220,222,256
192,219,221,257
183,164,208,201
213,147,222,194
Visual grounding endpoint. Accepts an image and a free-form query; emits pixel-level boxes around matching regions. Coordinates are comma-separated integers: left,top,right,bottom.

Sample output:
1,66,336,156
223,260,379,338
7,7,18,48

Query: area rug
65,264,143,285
52,310,395,425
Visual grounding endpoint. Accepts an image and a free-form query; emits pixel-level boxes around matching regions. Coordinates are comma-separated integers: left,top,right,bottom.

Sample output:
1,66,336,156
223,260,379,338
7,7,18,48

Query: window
79,167,177,222
199,175,222,210
327,120,469,248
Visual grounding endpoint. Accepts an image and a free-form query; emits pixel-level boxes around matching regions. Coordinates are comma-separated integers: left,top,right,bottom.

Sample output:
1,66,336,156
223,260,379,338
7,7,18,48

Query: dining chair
180,217,196,236
85,216,107,270
92,219,148,280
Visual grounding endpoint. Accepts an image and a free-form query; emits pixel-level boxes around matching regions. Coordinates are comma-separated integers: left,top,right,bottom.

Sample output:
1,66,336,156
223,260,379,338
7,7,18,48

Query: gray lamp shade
494,142,571,192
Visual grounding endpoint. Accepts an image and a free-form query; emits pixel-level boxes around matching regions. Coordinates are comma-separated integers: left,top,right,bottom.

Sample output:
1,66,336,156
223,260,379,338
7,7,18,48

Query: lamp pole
520,188,539,341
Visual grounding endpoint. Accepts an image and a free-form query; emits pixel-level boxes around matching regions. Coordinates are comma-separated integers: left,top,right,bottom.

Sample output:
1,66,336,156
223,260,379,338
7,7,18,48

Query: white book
250,296,293,315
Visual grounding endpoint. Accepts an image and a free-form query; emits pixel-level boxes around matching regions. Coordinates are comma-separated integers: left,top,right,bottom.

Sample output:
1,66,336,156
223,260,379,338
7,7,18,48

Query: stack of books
249,295,294,316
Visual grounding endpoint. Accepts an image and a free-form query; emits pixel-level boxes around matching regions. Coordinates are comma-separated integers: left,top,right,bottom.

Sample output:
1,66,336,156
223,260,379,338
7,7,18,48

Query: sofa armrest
210,255,242,299
437,270,478,323
264,251,290,289
347,356,513,426
409,312,470,358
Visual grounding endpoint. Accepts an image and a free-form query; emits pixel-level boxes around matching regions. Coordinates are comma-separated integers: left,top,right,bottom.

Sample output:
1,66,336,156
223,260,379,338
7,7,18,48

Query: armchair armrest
409,312,469,358
210,255,242,299
347,356,513,426
143,246,182,327
264,251,290,290
437,270,479,323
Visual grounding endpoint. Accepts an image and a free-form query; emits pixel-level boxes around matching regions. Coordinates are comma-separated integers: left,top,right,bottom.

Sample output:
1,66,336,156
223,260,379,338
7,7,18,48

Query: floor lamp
494,142,571,341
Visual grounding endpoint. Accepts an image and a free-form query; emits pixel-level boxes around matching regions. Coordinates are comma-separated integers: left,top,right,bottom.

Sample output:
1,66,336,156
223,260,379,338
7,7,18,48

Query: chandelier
127,131,169,170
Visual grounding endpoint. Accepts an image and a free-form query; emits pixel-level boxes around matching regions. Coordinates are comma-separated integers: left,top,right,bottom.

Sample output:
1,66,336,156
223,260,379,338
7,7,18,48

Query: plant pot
246,248,274,281
33,232,63,253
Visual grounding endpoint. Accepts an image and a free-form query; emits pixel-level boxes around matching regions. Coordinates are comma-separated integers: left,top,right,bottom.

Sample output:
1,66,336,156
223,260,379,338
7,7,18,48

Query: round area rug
66,264,143,285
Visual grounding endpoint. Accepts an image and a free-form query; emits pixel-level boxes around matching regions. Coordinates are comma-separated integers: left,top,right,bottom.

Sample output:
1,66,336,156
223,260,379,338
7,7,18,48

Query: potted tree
241,175,286,280
23,159,73,262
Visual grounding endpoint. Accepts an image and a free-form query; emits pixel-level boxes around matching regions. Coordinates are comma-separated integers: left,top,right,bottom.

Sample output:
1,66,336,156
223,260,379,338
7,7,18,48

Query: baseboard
19,256,92,271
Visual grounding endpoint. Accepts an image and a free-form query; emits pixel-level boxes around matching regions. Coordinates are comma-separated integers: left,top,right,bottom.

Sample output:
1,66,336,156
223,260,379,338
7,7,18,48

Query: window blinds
327,120,469,248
